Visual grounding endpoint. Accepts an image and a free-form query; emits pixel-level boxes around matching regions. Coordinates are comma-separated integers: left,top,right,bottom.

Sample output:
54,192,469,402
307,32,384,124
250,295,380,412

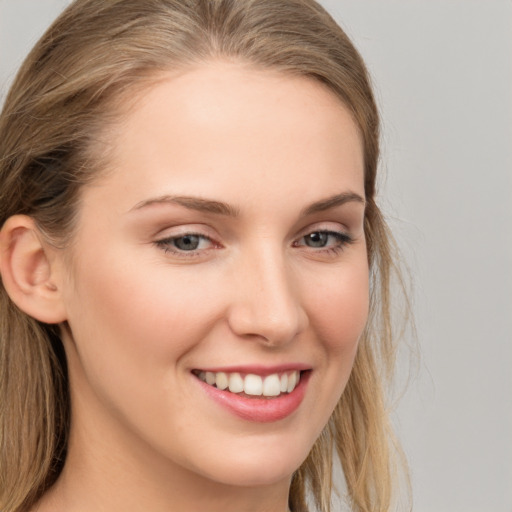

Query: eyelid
294,229,353,245
153,222,215,237
296,221,352,239
153,226,222,259
152,222,355,260
293,224,355,255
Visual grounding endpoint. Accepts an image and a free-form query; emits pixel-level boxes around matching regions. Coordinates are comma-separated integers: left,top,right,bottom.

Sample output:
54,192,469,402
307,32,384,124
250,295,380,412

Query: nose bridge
228,243,307,345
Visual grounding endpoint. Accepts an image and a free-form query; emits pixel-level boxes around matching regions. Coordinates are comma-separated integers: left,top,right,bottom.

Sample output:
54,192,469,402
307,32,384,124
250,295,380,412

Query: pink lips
194,366,311,423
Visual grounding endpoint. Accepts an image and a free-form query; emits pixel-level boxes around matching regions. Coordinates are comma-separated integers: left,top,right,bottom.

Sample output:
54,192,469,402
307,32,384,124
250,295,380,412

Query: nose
226,247,309,346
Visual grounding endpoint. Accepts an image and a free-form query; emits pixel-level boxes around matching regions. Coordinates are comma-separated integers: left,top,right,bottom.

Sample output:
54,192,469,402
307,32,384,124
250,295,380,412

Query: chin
187,437,312,488
203,460,296,488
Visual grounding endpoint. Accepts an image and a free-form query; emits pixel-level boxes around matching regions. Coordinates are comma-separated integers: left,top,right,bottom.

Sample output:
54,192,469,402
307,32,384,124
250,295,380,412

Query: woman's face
58,62,369,490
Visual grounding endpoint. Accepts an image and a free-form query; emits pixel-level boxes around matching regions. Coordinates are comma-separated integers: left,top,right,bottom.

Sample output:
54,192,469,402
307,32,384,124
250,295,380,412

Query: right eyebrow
129,195,240,217
300,191,365,216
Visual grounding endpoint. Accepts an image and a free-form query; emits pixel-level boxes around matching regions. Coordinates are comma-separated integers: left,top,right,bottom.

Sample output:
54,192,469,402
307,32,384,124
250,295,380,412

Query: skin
33,62,369,512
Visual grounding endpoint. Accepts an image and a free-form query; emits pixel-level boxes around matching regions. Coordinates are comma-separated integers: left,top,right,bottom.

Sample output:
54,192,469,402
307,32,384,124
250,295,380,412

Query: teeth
216,372,229,390
280,373,288,392
287,371,297,393
244,374,263,396
263,374,281,396
197,370,301,397
228,373,244,393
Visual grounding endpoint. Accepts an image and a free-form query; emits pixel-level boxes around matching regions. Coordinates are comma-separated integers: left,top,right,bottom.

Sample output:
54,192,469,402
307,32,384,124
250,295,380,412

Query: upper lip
192,363,311,376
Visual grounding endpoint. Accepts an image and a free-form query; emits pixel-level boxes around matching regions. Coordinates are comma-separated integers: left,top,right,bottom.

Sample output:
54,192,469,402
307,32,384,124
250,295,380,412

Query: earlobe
0,215,67,324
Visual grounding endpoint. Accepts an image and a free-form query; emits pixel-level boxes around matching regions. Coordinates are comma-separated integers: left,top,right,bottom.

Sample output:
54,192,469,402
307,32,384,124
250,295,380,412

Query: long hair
0,1,408,510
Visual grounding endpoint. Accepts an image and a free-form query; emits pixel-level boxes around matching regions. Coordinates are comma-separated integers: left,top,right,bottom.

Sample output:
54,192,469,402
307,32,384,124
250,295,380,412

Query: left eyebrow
130,195,240,217
300,192,365,216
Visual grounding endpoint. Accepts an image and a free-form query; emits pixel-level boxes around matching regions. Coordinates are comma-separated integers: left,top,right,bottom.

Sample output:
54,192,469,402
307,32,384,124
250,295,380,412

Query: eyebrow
300,192,365,215
130,191,365,217
130,195,240,216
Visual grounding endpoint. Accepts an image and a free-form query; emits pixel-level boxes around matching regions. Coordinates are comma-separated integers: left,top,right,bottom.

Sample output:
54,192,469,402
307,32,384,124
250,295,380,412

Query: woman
0,1,408,511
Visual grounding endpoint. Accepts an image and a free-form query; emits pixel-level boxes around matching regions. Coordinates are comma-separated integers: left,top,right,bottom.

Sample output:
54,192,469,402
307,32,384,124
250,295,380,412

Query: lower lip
196,372,310,423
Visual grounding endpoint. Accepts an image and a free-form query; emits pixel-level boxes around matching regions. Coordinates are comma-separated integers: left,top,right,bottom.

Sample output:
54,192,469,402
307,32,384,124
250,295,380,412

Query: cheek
306,260,369,356
61,254,212,433
296,258,369,442
68,254,188,348
63,250,229,390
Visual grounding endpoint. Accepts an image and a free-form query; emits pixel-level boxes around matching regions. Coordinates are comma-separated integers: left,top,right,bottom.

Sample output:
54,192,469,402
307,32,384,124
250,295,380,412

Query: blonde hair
0,1,408,510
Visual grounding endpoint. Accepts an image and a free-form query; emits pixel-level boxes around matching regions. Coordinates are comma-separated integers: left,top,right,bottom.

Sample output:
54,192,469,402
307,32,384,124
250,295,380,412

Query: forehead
87,62,364,212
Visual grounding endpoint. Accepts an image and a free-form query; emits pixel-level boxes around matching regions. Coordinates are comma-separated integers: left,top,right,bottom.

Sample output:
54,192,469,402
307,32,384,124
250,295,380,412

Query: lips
193,367,311,422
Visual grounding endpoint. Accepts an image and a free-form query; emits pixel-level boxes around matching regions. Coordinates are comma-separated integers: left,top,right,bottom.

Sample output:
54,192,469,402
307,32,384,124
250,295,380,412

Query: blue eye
303,232,330,248
297,230,353,251
155,233,214,255
172,234,202,251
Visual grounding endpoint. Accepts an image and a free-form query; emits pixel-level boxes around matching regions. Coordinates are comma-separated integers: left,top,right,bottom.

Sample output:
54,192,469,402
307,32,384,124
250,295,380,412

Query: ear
0,215,67,324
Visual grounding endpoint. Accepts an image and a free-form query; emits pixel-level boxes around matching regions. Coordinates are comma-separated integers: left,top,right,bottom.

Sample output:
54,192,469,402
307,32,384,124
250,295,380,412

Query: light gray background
1,1,511,511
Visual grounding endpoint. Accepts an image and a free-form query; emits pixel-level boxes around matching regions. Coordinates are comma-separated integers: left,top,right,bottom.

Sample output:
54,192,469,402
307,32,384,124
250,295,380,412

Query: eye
155,233,216,255
303,232,330,248
295,230,353,252
171,234,204,251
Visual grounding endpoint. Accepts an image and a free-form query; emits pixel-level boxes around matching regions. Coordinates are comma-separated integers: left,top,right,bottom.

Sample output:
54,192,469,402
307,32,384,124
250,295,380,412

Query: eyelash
293,230,354,256
154,229,354,259
154,232,216,259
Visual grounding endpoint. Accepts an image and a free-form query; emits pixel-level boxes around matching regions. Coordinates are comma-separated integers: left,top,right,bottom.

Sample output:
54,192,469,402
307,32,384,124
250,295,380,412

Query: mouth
192,369,303,398
191,365,311,422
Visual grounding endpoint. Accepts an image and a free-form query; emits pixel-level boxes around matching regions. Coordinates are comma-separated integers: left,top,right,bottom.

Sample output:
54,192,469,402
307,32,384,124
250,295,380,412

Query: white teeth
197,370,301,397
287,371,297,393
280,373,288,392
216,372,229,390
263,374,281,396
244,374,263,396
228,373,244,393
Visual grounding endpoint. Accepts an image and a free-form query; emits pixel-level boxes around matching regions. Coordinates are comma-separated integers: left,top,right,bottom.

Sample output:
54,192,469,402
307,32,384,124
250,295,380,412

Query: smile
192,366,311,422
194,370,301,397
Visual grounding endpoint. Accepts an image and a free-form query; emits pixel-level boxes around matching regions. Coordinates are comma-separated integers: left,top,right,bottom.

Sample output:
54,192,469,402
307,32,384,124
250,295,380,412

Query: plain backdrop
1,1,511,511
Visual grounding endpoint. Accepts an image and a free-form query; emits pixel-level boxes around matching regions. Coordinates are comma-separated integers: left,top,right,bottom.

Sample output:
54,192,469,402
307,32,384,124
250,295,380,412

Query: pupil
174,235,200,251
306,232,328,247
